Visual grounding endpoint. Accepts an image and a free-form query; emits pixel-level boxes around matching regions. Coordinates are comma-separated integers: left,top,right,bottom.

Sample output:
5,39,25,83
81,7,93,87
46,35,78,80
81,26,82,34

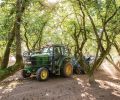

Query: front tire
62,62,73,77
22,69,31,78
36,68,49,81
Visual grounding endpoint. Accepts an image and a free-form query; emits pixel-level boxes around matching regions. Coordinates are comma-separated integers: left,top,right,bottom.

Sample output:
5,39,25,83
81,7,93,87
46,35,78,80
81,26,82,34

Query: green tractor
22,44,73,81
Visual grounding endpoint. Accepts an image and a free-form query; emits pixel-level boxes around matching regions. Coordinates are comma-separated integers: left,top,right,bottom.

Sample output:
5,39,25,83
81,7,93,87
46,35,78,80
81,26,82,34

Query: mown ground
0,59,120,100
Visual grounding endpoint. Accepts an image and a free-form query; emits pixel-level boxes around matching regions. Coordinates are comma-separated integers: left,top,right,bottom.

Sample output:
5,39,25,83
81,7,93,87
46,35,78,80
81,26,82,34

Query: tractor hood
31,53,50,58
30,53,51,66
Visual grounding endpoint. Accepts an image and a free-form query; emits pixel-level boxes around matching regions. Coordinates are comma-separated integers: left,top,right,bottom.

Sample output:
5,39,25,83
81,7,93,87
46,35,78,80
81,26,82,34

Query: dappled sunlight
72,75,97,100
76,77,83,85
96,80,110,89
72,75,84,86
81,92,96,100
0,86,3,89
96,80,120,97
112,91,120,97
73,71,120,99
0,0,119,99
1,81,22,94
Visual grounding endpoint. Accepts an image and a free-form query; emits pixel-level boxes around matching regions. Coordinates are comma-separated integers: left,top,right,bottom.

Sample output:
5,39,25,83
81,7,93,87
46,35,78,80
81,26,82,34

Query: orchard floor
0,61,120,100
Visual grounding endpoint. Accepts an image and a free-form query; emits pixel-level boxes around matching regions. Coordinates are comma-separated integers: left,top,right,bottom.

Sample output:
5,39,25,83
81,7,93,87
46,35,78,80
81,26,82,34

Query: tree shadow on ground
74,71,120,100
1,70,120,100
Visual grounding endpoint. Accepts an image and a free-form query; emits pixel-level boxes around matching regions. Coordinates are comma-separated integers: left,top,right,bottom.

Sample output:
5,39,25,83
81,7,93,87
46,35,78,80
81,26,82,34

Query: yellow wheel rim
66,64,72,76
41,70,48,80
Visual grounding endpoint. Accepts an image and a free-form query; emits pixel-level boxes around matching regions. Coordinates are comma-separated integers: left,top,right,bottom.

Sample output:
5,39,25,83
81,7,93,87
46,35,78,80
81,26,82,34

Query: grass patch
0,63,24,81
0,68,10,81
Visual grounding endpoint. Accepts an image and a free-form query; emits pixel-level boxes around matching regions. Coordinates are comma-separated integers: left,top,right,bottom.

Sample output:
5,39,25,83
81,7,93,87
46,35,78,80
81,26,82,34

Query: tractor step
55,69,60,75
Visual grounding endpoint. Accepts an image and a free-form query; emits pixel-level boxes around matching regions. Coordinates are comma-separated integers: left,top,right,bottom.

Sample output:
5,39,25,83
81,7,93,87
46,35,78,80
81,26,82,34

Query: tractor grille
31,57,36,65
30,56,50,67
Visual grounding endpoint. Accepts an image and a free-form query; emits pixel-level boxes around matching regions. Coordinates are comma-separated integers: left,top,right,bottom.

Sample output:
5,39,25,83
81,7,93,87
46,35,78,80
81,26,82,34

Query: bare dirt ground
0,60,120,100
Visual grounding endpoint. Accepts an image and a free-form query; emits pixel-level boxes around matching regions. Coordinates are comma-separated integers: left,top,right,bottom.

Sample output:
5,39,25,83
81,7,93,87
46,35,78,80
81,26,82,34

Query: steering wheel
23,51,30,57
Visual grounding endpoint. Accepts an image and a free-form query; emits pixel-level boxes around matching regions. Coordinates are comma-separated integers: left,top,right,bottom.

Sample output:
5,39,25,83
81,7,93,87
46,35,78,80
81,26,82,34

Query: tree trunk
24,24,31,52
88,72,95,84
1,0,27,69
15,23,23,65
1,21,16,69
15,0,27,66
15,0,23,65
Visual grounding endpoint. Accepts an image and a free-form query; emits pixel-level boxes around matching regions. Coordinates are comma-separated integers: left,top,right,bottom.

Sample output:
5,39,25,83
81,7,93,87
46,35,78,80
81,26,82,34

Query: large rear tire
62,62,73,77
36,68,49,81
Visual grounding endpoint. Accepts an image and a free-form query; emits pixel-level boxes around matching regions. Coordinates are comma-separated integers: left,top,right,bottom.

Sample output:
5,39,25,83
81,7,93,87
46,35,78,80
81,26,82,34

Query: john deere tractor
22,44,73,81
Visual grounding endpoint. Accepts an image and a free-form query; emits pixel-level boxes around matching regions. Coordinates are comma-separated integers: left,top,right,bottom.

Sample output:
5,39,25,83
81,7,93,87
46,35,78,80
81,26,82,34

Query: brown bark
32,21,47,50
15,0,23,64
79,0,118,84
1,21,16,69
89,73,95,85
23,23,31,52
1,0,28,68
15,0,28,65
72,1,87,70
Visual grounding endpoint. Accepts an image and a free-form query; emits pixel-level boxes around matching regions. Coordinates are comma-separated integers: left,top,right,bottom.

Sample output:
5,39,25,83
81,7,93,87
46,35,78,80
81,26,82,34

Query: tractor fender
23,66,33,73
58,56,71,68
